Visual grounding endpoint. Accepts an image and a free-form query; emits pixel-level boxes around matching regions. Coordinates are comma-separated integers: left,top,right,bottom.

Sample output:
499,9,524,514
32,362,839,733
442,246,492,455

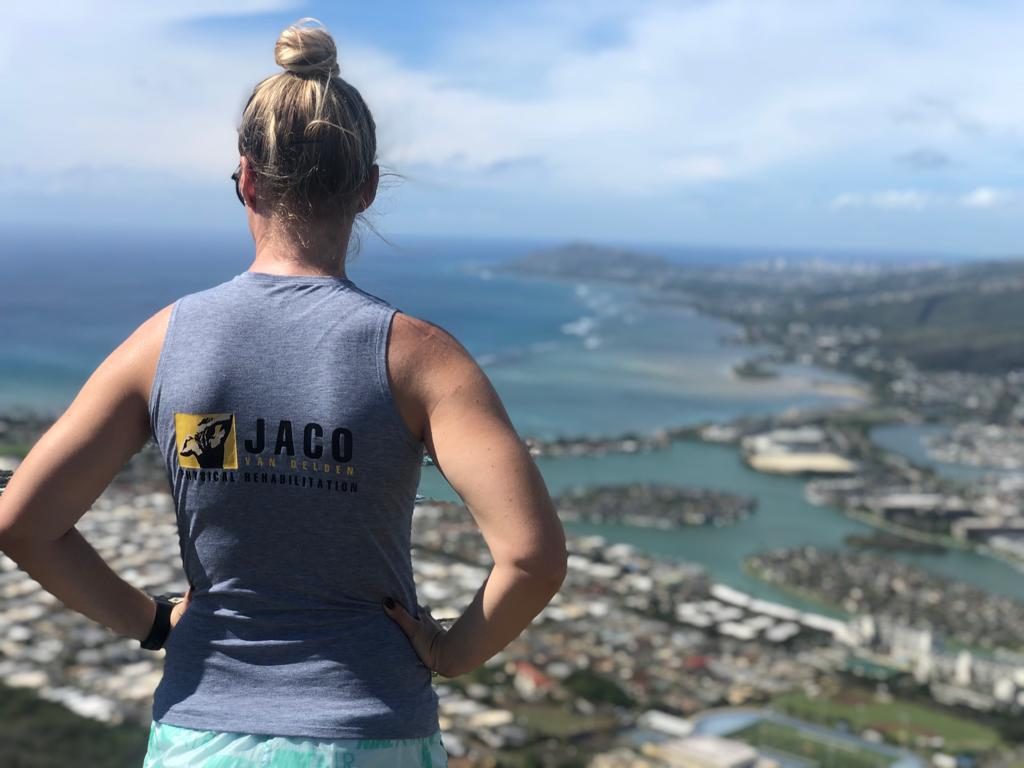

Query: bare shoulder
0,302,178,540
105,303,176,397
126,303,175,359
390,312,472,363
386,312,561,577
138,302,175,337
386,311,511,445
388,311,482,397
61,301,176,429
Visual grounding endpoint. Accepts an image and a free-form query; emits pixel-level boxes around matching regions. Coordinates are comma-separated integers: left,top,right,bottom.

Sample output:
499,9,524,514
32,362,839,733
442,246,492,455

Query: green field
511,703,618,738
773,690,1004,753
0,683,149,768
0,442,32,458
732,720,895,768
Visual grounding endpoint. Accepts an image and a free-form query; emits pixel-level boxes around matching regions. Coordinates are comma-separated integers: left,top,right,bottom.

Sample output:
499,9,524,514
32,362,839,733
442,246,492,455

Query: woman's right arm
383,312,568,678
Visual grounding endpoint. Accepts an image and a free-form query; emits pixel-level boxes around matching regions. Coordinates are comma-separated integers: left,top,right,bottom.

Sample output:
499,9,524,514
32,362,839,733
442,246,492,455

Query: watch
140,593,183,651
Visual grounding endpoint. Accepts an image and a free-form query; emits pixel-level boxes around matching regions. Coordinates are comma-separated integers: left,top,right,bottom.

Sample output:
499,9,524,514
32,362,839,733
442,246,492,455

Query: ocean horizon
5,227,1024,616
1,228,859,437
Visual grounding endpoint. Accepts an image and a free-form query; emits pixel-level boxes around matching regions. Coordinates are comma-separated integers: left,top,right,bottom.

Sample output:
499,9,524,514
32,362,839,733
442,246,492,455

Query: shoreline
4,265,1022,598
4,402,1019,578
740,560,849,620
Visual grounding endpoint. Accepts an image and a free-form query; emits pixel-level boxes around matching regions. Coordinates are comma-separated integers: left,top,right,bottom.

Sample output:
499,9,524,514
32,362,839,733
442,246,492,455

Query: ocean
0,229,854,430
4,228,1024,604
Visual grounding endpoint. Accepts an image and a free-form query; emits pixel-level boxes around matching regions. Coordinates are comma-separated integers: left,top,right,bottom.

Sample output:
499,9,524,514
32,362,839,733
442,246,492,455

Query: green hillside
504,242,1024,375
771,261,1024,373
0,683,149,768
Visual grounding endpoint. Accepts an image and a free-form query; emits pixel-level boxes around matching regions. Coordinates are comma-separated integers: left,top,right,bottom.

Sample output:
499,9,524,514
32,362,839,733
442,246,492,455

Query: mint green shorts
143,721,449,767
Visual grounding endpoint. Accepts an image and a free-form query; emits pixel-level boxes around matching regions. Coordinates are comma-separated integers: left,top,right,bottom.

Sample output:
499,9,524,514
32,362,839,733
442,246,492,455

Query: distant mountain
684,255,1024,374
501,241,1024,376
770,258,1024,373
501,241,677,282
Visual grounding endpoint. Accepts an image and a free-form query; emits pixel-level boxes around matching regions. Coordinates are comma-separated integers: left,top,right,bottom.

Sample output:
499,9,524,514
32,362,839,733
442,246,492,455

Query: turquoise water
0,230,853,435
5,228,1023,608
419,439,1024,605
0,232,577,415
871,423,1014,483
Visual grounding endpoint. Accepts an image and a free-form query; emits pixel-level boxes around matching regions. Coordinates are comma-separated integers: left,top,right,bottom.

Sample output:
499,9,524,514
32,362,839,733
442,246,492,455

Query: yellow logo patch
175,413,238,469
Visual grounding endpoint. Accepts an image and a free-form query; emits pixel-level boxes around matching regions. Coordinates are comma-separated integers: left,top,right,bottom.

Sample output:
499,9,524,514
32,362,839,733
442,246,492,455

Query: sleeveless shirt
147,270,438,739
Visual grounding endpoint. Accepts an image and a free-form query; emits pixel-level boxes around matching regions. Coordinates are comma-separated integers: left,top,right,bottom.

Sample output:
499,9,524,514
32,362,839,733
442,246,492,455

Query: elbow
497,519,569,595
0,494,27,554
0,529,30,561
0,526,32,559
0,513,17,555
537,519,569,592
540,526,570,594
499,548,567,596
0,494,68,555
548,548,569,593
0,513,60,557
529,546,569,597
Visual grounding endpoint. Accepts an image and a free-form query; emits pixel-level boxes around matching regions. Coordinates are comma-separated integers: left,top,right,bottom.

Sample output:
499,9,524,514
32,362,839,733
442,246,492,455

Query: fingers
170,586,193,622
382,597,420,639
417,607,444,638
382,599,449,673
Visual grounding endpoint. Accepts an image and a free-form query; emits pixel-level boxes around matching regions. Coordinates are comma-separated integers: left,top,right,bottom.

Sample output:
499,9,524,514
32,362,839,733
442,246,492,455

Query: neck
247,216,353,278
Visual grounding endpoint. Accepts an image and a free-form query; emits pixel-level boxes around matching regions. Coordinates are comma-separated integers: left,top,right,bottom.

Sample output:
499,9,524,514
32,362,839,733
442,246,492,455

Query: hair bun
274,18,339,78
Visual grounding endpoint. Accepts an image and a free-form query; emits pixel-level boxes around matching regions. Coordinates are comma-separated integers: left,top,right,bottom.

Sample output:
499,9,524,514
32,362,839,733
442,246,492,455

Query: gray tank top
147,270,438,739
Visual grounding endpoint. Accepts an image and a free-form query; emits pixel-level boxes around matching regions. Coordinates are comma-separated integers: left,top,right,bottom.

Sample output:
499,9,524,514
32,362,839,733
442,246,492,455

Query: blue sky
2,0,1024,255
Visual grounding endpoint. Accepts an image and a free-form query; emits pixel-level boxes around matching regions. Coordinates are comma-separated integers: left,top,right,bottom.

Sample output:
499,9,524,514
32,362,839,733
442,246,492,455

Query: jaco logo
175,413,238,469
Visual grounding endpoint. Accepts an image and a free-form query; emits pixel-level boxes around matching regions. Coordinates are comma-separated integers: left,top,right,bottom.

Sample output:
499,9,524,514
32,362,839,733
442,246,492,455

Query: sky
2,0,1024,256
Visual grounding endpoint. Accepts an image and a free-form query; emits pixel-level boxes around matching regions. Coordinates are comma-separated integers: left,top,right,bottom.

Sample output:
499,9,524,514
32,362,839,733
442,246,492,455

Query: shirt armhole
376,307,426,456
148,298,182,440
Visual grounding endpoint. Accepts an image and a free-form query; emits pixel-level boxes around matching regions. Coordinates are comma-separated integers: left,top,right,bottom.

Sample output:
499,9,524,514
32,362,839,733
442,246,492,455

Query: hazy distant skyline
2,1,1023,256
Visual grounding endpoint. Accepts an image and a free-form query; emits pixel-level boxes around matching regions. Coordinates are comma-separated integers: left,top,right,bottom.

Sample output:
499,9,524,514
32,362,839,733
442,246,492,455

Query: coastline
740,560,849,621
7,239,1024,764
6,257,1024,617
499,262,1024,591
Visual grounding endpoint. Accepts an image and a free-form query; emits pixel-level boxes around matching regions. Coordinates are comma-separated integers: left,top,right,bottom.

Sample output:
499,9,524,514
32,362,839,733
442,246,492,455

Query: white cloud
960,186,1012,209
832,186,1019,212
830,193,865,210
4,0,1024,202
0,1,303,179
348,1,1024,193
872,190,932,211
830,189,931,211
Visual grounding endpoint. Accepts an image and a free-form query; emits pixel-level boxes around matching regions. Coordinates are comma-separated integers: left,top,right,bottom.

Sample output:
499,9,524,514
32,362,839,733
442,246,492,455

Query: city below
4,242,1024,766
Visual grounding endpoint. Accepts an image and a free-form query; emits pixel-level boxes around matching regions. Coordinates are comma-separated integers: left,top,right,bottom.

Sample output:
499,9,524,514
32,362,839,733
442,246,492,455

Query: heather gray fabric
147,270,438,739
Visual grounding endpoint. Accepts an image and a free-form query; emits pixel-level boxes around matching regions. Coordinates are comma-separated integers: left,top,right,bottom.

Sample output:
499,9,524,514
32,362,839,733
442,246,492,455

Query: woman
0,18,567,767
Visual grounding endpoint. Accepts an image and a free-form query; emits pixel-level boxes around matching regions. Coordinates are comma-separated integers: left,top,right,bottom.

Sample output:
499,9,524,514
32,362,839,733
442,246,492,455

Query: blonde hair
238,18,376,233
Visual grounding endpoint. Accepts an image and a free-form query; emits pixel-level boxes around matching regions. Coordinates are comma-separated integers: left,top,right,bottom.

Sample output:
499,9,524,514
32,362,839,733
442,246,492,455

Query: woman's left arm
0,304,176,642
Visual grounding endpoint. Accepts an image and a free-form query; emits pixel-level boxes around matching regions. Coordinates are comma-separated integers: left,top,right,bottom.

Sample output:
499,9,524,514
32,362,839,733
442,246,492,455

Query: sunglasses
231,165,244,206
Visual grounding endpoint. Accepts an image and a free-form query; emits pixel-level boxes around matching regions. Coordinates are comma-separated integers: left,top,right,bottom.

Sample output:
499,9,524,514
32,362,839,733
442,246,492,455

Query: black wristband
140,595,177,651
